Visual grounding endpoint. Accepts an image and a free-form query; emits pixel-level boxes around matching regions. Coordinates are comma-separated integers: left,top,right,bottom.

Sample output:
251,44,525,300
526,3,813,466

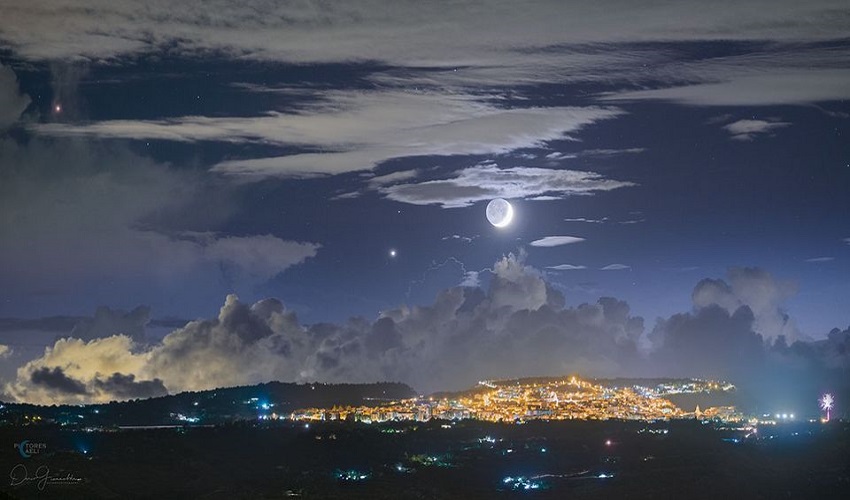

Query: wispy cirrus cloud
804,257,834,263
442,234,478,243
529,236,586,247
3,1,847,62
382,164,635,208
602,68,850,106
601,264,631,271
34,92,624,178
546,264,587,270
367,169,421,187
8,1,847,195
1,3,847,92
564,216,645,224
564,217,608,223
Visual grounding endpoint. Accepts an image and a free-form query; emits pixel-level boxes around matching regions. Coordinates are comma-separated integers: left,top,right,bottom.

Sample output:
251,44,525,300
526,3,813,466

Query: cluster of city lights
334,470,371,482
289,376,739,424
502,476,545,491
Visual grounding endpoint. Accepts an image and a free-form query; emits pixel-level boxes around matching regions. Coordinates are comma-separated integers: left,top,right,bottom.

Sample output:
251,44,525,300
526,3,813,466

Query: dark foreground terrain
1,419,848,499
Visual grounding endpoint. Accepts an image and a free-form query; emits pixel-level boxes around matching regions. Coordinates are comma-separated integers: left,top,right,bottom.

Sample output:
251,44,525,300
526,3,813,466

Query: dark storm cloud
149,317,192,329
0,135,319,294
0,316,83,333
650,305,765,379
777,326,850,372
30,367,88,395
0,308,191,344
0,64,30,130
760,326,850,410
93,373,167,400
691,267,800,341
70,306,151,342
649,304,850,410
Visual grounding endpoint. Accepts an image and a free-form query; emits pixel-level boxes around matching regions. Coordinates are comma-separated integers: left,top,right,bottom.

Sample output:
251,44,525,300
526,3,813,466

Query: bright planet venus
486,198,514,228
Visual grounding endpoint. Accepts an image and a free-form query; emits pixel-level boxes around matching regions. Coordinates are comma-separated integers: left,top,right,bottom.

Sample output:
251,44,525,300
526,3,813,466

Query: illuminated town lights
288,376,737,426
335,469,371,482
502,476,545,491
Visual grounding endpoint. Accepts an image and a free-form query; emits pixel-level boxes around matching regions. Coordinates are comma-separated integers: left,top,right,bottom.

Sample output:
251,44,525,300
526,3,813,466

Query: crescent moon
493,201,513,228
486,198,514,228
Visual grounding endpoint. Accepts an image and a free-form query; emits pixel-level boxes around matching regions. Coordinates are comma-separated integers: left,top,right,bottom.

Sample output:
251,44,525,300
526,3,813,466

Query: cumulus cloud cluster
5,254,848,410
4,253,638,403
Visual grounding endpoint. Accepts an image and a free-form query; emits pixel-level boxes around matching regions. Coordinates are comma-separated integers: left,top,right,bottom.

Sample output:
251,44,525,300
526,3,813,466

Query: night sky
0,1,848,407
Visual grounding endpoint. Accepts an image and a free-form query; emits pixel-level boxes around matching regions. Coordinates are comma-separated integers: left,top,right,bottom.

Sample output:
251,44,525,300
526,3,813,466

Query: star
389,249,397,258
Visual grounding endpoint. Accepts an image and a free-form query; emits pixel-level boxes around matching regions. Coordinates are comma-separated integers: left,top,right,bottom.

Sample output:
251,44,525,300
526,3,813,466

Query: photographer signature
9,464,83,491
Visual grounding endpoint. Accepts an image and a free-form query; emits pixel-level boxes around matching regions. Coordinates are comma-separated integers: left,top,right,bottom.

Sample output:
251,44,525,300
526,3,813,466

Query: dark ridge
0,381,416,427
